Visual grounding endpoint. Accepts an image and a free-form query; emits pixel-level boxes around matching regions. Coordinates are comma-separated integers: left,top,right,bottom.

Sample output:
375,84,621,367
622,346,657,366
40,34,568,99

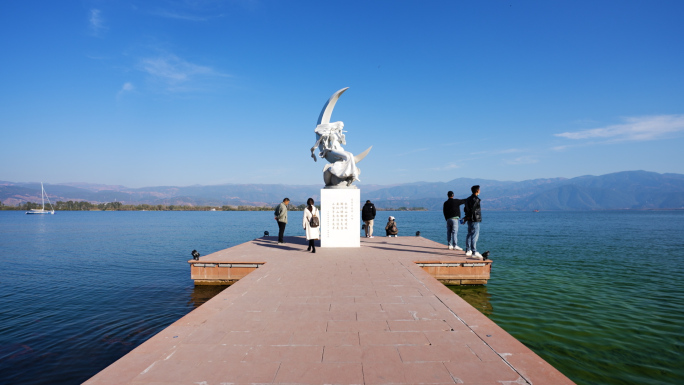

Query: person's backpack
309,208,319,228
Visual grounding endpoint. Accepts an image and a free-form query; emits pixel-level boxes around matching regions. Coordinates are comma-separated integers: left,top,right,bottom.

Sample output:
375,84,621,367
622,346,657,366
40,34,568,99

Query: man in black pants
464,186,482,259
274,197,290,244
443,191,466,250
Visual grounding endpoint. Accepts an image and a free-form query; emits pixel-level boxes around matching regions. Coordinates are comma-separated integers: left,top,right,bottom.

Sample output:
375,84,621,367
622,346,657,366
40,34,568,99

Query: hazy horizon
5,169,678,190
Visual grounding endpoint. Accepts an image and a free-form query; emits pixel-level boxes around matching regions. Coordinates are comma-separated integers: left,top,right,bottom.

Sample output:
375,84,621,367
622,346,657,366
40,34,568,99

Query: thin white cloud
504,156,538,165
555,115,684,142
89,9,105,35
429,162,461,171
117,82,134,98
151,10,209,21
472,148,525,155
138,54,229,91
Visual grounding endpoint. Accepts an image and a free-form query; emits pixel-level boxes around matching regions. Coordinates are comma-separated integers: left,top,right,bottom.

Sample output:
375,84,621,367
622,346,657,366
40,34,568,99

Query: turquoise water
0,210,683,384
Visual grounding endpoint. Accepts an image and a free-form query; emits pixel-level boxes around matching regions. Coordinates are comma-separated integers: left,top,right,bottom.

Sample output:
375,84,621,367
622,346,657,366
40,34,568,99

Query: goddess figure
310,88,371,188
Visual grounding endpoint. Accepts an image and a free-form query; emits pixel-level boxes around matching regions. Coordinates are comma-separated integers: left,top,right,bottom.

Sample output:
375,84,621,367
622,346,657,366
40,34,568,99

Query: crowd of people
272,185,484,259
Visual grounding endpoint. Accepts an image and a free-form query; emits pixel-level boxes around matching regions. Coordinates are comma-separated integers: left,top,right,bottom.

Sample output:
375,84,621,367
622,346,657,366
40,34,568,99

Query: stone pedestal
320,188,360,247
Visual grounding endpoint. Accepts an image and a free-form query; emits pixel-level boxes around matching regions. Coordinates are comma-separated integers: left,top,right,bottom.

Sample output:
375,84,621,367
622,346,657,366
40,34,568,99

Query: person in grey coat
274,197,290,244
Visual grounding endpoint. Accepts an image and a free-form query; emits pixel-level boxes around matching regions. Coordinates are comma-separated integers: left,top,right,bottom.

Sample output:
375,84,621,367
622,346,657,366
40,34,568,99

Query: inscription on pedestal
320,189,360,248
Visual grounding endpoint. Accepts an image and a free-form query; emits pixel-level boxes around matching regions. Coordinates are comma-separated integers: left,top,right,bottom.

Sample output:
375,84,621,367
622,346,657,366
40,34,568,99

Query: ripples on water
1,210,683,384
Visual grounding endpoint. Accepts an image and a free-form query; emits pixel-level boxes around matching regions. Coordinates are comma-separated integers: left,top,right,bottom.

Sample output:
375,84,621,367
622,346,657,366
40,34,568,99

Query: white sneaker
448,245,454,250
454,245,463,251
473,252,483,259
369,236,374,238
465,250,472,257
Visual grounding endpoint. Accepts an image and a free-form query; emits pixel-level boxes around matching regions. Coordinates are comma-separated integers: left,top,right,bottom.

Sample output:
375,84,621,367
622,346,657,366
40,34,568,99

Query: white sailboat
26,182,55,215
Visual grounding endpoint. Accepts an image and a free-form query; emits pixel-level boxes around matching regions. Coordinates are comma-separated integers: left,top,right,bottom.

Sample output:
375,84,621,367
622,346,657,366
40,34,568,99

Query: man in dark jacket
361,200,377,238
443,191,466,250
463,185,482,259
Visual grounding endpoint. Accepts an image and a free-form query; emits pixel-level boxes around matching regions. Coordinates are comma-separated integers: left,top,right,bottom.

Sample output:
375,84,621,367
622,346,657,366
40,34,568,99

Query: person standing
302,198,320,253
464,186,482,259
443,191,466,250
274,197,290,244
361,200,376,238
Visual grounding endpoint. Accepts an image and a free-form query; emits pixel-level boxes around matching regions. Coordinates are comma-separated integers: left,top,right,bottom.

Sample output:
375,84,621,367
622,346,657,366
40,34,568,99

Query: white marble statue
310,88,372,188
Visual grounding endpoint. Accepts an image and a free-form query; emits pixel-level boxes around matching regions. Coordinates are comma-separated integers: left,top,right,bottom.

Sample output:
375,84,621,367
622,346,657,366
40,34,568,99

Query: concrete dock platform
85,236,574,384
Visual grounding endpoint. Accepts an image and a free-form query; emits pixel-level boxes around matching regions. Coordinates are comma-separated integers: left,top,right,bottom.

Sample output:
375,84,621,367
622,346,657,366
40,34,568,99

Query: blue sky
1,1,683,188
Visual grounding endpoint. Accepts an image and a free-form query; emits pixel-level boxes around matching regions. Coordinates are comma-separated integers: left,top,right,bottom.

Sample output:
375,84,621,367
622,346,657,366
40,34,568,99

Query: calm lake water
1,210,683,384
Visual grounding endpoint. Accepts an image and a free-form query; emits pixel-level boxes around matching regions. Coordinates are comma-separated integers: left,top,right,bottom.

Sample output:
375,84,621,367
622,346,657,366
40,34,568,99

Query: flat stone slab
85,236,575,385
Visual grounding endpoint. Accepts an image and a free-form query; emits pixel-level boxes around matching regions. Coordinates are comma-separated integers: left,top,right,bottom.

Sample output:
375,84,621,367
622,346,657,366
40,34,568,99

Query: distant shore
0,202,428,212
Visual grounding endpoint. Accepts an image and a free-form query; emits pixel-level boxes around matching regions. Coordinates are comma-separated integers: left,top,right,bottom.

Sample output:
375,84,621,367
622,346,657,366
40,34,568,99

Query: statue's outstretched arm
310,135,324,161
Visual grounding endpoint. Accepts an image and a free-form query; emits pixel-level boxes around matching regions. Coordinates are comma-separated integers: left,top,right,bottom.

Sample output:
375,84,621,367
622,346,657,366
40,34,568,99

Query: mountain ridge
2,171,684,210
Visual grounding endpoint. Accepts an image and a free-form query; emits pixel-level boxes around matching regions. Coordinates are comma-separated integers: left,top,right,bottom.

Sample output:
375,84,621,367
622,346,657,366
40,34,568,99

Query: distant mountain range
2,171,684,210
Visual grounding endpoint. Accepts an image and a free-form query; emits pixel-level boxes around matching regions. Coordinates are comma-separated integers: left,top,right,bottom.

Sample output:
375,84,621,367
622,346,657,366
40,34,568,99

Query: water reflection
447,285,493,317
188,285,228,309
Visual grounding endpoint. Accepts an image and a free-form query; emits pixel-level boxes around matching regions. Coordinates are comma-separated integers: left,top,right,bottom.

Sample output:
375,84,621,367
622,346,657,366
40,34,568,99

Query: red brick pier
85,236,574,384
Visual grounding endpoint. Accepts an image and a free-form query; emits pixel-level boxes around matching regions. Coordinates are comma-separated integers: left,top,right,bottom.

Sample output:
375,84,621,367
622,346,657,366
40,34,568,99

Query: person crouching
385,216,398,237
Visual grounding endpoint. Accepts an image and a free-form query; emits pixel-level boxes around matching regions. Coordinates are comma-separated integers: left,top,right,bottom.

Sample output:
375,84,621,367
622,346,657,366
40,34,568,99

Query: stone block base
320,188,360,247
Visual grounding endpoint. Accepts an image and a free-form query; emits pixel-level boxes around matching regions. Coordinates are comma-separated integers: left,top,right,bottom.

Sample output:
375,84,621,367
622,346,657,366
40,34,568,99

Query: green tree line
0,200,279,211
1,200,422,212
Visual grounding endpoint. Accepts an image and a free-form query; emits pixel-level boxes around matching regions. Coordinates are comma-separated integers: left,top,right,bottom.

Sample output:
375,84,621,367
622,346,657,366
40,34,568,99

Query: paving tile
182,327,226,345
443,317,472,332
403,362,456,384
290,332,359,346
85,353,161,385
242,345,323,363
274,362,363,384
327,320,390,332
330,303,383,313
362,361,407,384
130,359,202,383
381,303,437,314
308,296,355,304
356,311,390,321
466,342,502,362
359,331,431,346
354,296,404,304
159,343,222,365
326,310,359,321
220,331,292,346
323,345,402,363
200,361,281,384
423,331,482,346
277,303,331,312
383,310,418,321
266,319,328,333
218,319,270,332
468,324,533,355
388,320,453,332
443,359,522,384
398,344,481,363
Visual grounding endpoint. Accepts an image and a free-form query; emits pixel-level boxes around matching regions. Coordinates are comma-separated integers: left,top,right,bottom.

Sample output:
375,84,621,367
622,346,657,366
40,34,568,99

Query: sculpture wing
317,87,349,125
354,146,372,164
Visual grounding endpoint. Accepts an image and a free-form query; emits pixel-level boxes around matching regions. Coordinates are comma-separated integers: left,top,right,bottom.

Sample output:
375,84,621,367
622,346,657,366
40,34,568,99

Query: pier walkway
86,236,574,384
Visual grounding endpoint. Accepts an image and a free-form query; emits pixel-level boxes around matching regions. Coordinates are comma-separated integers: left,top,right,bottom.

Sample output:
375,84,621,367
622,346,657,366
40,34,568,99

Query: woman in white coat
302,197,320,253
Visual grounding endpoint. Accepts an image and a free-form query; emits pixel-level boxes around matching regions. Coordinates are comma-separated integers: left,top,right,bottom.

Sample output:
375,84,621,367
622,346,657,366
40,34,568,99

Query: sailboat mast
41,182,45,210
